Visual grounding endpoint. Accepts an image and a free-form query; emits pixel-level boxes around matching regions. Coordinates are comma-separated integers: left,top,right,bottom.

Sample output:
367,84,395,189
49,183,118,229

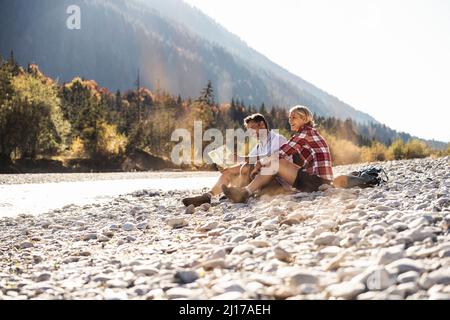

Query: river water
0,175,218,217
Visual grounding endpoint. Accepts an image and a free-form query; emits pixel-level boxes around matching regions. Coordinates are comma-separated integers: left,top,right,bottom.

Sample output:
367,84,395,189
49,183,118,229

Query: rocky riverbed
0,157,449,300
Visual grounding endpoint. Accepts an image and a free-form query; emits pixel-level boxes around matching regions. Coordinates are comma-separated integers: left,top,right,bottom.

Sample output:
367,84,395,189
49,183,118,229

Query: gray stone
415,203,429,210
280,218,302,226
340,235,361,248
398,271,420,284
386,258,425,274
251,274,282,286
167,218,188,229
410,246,442,259
133,266,159,276
314,232,341,246
408,217,430,229
19,241,34,249
106,279,129,288
357,291,390,300
243,216,257,223
428,292,450,300
39,220,51,228
212,281,246,294
34,273,51,282
33,255,43,264
200,259,227,270
197,221,219,232
319,246,343,257
185,204,196,215
134,285,150,296
82,233,97,241
137,222,148,230
346,226,362,234
209,248,227,260
396,282,419,297
401,228,434,242
223,213,236,222
62,256,80,264
102,230,115,238
97,235,111,242
376,246,405,265
175,270,199,284
371,225,385,236
318,220,338,230
365,268,396,291
249,240,270,248
199,203,211,211
392,222,408,232
439,248,450,258
436,197,450,209
126,235,136,242
375,205,393,212
326,281,366,299
78,251,91,257
419,270,450,289
324,251,347,271
262,219,278,231
166,287,196,299
340,221,361,231
232,244,255,254
288,272,319,287
93,275,112,282
207,228,224,237
230,234,248,243
273,246,292,262
122,222,136,231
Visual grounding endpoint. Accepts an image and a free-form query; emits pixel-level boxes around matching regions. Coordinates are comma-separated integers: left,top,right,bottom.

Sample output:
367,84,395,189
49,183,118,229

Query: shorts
293,170,331,192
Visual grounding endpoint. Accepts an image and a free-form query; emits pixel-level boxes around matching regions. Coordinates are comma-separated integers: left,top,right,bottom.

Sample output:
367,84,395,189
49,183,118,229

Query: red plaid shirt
279,125,333,181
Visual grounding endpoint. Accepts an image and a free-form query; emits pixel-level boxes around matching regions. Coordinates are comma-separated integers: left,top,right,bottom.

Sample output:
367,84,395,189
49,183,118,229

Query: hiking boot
221,185,250,203
182,193,212,207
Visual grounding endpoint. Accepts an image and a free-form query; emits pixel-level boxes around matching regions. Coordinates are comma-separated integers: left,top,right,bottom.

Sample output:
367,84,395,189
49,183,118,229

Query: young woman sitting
222,105,333,203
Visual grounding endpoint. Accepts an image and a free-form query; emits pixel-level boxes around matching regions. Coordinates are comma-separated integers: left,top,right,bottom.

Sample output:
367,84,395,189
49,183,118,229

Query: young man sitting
182,113,289,207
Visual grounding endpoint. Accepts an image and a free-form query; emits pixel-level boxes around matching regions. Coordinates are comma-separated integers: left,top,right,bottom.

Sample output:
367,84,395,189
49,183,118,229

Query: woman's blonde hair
289,105,315,127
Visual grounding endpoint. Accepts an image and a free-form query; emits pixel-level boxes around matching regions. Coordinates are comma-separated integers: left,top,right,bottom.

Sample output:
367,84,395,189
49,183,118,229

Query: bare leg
259,178,288,197
238,163,252,187
222,159,300,203
210,165,241,196
247,159,300,193
183,164,241,207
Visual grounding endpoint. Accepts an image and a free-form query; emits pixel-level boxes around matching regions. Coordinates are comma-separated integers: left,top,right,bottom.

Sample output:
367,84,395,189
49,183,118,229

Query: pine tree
115,90,122,111
8,50,20,75
198,80,215,106
259,102,267,115
135,69,142,123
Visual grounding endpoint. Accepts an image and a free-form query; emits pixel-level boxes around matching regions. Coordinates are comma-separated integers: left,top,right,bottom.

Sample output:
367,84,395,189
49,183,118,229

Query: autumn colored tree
0,69,70,159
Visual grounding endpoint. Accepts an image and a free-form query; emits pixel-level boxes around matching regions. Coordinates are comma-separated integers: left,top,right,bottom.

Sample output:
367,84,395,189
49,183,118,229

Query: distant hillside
137,0,380,127
0,0,446,148
0,0,377,123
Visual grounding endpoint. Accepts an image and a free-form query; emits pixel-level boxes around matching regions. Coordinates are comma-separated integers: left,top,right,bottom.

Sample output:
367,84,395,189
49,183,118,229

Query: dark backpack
333,166,389,189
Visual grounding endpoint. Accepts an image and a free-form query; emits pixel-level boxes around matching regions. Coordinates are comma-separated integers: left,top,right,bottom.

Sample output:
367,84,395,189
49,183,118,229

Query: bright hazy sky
183,0,450,142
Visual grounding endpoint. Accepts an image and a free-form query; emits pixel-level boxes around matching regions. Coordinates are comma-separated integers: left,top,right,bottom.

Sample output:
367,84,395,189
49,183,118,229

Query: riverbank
0,157,449,300
0,171,217,185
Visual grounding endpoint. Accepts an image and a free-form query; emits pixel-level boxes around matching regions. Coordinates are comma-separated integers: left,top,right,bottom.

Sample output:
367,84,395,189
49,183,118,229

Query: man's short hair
244,113,269,130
